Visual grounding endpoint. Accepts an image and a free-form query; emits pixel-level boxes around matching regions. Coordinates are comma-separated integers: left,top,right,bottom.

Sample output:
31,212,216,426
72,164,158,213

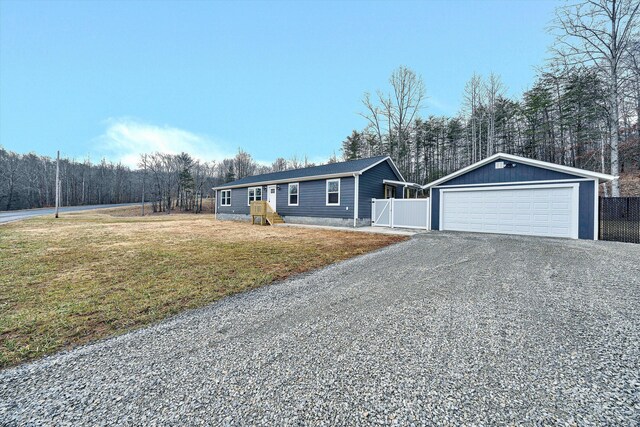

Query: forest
1,0,638,211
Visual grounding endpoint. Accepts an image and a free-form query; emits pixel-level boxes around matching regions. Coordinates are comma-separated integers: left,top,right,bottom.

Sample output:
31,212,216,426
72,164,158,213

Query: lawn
0,209,406,367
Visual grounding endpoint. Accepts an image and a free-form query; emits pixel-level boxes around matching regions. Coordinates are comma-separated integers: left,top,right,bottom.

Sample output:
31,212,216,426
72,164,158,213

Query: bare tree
484,73,506,156
553,0,639,196
463,73,484,162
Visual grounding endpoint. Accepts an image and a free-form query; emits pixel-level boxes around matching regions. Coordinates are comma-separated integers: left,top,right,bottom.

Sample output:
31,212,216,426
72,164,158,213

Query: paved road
0,203,139,224
1,233,639,426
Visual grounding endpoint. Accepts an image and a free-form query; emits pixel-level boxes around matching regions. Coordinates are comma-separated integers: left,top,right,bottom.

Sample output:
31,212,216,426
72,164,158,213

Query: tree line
343,0,639,196
0,148,338,212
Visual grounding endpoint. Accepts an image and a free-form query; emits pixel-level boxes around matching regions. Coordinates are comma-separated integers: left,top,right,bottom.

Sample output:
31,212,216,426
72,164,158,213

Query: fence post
390,198,394,228
371,199,375,225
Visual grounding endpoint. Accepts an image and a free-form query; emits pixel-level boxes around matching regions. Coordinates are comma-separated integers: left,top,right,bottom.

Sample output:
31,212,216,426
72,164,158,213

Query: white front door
440,184,579,239
267,185,277,211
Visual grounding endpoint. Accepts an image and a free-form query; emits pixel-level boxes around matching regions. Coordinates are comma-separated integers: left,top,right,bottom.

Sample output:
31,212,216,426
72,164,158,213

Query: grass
0,210,406,367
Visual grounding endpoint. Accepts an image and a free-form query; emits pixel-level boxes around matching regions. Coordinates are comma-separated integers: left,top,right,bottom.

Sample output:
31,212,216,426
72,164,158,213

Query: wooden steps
250,201,285,226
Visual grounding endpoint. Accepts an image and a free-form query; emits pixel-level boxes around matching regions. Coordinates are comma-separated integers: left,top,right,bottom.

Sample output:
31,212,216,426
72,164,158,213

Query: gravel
1,232,639,426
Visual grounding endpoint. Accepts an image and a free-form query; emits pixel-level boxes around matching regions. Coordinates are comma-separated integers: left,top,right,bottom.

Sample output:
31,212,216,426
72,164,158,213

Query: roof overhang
383,179,422,189
213,156,407,190
422,153,617,189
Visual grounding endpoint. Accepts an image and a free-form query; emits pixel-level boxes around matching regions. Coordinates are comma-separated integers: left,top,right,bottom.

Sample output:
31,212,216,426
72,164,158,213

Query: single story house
213,156,420,227
424,153,616,240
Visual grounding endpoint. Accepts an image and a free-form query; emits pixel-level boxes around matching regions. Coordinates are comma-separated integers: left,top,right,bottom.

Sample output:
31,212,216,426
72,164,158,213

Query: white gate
371,198,430,230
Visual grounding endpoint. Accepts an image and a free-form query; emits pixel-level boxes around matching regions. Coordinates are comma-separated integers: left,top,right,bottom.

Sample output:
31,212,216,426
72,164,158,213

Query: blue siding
276,177,355,219
216,186,266,215
578,180,594,239
430,187,440,230
444,160,582,186
357,160,403,219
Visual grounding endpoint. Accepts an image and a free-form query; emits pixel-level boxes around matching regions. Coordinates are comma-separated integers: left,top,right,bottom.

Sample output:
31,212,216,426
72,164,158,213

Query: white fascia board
383,179,422,188
422,153,616,189
213,171,355,190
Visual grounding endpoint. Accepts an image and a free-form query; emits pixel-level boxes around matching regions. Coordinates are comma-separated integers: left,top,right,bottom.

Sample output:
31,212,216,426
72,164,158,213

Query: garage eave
422,153,617,189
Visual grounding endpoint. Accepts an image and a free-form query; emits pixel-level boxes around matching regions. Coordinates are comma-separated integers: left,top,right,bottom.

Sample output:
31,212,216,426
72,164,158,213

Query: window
326,178,340,205
247,186,262,205
384,184,396,199
288,183,299,206
220,190,231,206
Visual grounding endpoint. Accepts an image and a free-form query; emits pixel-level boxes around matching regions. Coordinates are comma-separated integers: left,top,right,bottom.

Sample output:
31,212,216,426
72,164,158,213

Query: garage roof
422,153,617,189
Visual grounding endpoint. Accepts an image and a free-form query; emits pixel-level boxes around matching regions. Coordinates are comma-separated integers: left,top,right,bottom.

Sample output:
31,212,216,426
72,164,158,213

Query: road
1,233,638,425
0,203,139,224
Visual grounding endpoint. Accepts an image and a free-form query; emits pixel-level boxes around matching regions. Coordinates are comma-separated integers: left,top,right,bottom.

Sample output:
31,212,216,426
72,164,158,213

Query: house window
326,178,340,206
247,186,262,205
220,190,231,206
384,184,396,199
288,183,299,206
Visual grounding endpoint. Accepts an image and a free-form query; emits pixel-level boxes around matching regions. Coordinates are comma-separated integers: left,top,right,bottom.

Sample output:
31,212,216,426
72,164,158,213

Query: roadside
0,203,140,224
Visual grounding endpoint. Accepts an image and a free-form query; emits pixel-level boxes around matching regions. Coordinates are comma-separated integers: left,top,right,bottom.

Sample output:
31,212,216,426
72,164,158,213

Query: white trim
594,179,599,240
247,186,263,206
287,182,299,206
214,189,218,219
326,178,341,206
382,179,422,189
220,189,231,206
423,153,616,189
353,174,359,227
439,183,580,239
433,178,593,189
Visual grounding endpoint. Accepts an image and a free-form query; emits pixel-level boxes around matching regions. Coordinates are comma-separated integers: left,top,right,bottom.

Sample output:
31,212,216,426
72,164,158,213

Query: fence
599,197,640,244
371,198,430,230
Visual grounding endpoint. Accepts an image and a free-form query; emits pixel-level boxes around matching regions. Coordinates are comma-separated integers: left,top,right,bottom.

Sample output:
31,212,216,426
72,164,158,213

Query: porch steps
250,200,285,226
266,212,285,225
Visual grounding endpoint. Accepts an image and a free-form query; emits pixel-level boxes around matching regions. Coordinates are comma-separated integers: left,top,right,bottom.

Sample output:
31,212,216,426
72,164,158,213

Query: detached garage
425,153,616,240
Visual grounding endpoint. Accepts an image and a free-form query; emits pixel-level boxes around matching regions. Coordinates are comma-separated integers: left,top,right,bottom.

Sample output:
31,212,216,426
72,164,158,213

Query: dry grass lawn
0,209,406,367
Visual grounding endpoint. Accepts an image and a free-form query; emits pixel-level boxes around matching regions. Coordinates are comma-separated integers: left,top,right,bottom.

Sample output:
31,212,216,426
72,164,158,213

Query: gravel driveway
1,233,639,426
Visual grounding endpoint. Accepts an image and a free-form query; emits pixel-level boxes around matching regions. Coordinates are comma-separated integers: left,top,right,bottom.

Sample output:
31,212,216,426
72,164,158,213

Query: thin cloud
94,118,233,168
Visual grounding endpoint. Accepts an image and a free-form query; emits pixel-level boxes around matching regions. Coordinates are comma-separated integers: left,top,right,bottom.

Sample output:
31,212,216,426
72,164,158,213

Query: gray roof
215,156,400,189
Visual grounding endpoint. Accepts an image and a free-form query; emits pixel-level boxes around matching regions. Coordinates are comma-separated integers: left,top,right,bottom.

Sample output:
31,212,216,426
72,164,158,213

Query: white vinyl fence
371,198,430,230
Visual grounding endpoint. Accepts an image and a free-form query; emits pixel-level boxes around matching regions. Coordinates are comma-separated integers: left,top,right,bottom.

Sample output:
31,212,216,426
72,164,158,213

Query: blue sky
0,0,558,167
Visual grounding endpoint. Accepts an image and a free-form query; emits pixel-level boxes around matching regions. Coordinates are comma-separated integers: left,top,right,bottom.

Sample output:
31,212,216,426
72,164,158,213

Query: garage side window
288,183,299,206
326,179,340,206
248,186,262,205
221,190,231,206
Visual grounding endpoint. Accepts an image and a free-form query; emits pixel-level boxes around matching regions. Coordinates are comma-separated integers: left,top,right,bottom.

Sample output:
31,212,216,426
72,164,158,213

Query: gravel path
2,233,639,426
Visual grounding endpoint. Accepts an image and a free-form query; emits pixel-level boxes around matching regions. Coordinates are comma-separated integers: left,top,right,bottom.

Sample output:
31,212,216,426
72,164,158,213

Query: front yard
0,210,405,367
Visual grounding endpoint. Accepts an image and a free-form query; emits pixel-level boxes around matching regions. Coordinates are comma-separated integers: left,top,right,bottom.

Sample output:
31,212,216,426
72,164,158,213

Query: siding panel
358,160,403,219
443,160,582,186
276,177,355,219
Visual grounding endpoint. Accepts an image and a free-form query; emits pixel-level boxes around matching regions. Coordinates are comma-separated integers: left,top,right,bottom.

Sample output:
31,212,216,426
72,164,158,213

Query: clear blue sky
0,0,559,167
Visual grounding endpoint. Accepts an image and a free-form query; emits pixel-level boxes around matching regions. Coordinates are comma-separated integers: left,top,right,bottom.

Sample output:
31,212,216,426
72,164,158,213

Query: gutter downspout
353,173,359,227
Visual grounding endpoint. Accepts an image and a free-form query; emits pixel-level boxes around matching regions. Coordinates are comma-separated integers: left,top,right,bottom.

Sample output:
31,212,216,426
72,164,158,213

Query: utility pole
55,150,60,218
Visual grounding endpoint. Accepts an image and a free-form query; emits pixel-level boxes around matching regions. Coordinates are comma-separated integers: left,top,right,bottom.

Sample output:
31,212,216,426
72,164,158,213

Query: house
213,156,420,227
423,153,616,240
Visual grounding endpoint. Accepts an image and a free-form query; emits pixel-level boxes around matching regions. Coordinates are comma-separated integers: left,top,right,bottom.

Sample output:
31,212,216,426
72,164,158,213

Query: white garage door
441,184,578,239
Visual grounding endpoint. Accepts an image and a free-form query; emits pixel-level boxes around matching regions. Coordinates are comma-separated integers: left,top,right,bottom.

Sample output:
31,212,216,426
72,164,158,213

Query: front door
267,185,277,211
